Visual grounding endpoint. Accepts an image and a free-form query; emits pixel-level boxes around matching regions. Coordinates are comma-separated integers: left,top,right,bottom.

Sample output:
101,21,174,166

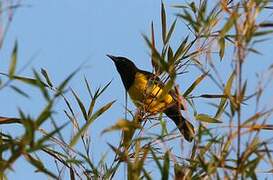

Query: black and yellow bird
107,55,195,142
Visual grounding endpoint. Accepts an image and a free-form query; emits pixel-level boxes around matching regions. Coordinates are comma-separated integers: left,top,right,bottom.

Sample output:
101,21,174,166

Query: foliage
1,0,273,179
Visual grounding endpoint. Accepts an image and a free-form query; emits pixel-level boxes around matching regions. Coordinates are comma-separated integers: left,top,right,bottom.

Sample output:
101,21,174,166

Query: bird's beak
107,54,118,62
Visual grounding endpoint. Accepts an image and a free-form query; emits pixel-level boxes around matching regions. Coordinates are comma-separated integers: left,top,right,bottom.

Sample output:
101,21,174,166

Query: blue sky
1,0,273,179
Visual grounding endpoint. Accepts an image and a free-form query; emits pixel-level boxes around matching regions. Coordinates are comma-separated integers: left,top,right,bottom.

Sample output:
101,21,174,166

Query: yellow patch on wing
128,72,174,114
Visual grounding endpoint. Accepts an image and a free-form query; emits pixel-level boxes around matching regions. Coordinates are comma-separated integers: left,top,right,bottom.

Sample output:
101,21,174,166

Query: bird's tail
164,105,195,142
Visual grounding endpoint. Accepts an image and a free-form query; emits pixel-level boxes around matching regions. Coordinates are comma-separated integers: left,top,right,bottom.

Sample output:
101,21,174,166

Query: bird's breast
128,72,174,114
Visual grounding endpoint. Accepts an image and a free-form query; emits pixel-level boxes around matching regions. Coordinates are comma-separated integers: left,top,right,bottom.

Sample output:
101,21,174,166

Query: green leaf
136,147,149,177
172,5,188,9
84,77,97,117
253,30,273,36
259,21,273,27
96,80,112,98
195,114,222,123
160,117,168,136
240,80,247,101
189,2,196,13
88,98,96,119
162,151,170,180
174,35,189,61
25,154,57,179
22,118,35,147
199,94,227,98
0,72,50,92
0,73,46,87
183,72,207,97
84,76,93,98
69,100,115,147
215,72,235,119
177,10,197,32
161,2,167,44
218,37,225,60
71,89,88,121
167,47,175,74
36,101,53,127
10,85,29,98
33,69,50,101
63,97,76,118
9,41,18,77
41,68,53,87
142,34,167,71
88,80,112,117
165,19,176,44
150,21,161,74
150,148,163,173
142,169,152,180
56,67,79,97
248,48,262,55
167,47,174,64
107,143,126,161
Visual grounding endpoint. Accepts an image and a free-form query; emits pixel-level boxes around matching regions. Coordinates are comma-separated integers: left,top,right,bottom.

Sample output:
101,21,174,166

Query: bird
107,55,195,142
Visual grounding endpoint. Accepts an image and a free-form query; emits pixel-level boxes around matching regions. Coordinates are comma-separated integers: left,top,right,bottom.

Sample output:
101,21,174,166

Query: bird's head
107,54,138,90
107,55,137,71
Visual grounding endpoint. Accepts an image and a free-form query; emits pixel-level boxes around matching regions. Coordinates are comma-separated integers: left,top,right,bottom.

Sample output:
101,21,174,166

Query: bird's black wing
139,70,185,110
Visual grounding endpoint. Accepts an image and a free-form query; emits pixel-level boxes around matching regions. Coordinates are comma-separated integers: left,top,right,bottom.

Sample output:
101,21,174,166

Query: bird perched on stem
107,55,194,142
